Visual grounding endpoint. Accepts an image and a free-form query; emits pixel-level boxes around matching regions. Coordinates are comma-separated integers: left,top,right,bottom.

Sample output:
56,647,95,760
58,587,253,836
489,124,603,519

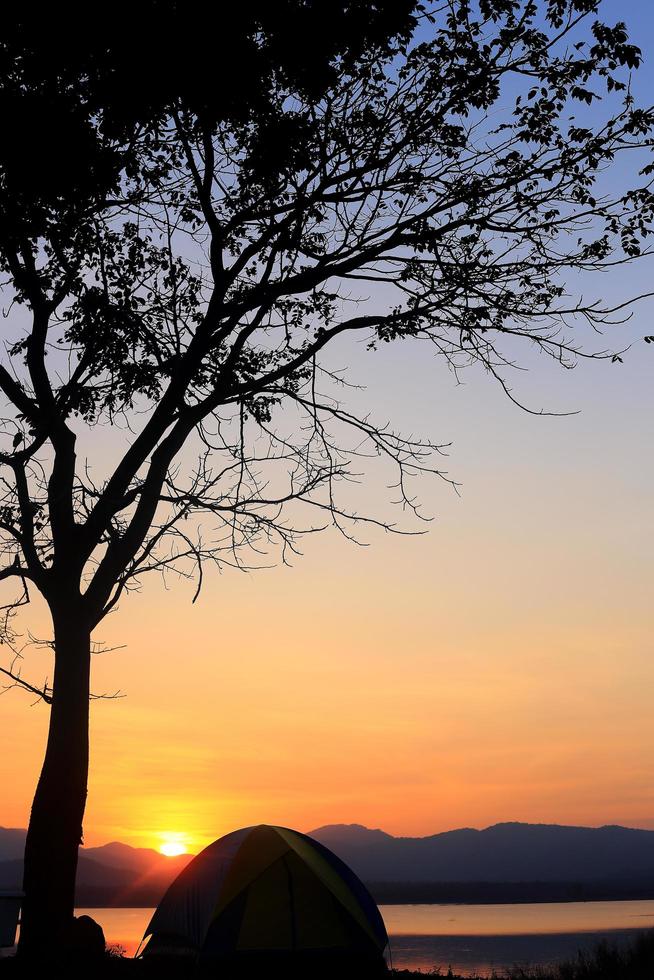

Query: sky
1,1,653,856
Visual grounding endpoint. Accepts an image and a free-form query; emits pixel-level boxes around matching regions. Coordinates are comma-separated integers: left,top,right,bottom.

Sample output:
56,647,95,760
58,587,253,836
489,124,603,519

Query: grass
394,928,654,980
1,930,654,979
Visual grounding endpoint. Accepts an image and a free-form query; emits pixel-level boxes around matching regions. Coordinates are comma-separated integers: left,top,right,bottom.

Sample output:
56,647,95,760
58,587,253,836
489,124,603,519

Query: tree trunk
18,617,91,957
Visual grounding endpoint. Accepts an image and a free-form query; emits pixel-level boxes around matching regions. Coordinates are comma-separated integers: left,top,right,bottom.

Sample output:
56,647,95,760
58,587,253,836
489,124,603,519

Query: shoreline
67,889,654,908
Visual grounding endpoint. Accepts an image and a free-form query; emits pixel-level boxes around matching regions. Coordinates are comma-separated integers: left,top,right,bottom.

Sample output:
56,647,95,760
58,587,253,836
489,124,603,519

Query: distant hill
4,821,654,906
308,822,654,882
0,827,191,905
0,828,190,871
0,827,27,863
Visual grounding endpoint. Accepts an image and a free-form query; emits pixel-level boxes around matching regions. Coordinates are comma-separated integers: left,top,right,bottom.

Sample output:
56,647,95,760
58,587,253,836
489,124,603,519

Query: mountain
4,821,654,906
83,840,190,874
0,828,182,870
0,827,191,905
308,822,654,882
0,827,27,862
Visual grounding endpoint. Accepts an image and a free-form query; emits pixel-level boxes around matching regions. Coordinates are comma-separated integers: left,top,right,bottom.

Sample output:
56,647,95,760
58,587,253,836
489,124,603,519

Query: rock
67,914,105,957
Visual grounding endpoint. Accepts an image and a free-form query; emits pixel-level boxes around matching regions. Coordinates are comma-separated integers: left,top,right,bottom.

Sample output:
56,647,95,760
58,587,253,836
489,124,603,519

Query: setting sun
158,833,188,857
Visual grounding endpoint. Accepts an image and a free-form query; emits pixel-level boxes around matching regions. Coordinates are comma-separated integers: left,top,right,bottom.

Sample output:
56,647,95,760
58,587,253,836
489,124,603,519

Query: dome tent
141,824,388,973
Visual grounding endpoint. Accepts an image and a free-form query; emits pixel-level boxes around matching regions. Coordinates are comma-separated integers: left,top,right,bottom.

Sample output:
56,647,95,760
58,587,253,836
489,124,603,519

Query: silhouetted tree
0,0,652,955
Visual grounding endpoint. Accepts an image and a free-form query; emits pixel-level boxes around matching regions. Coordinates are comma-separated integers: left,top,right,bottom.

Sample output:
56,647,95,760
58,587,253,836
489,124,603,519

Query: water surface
74,900,654,976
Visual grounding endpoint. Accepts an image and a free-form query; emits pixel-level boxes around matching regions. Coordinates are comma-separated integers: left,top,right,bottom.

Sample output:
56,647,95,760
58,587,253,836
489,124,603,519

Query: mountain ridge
4,821,654,905
308,821,654,882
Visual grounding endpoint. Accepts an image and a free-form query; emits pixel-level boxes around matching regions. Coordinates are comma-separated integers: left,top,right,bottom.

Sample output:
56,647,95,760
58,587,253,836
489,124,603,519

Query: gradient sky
1,1,653,855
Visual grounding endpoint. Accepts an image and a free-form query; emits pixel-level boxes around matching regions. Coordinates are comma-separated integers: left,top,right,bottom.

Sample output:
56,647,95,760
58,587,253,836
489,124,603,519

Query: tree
0,0,652,955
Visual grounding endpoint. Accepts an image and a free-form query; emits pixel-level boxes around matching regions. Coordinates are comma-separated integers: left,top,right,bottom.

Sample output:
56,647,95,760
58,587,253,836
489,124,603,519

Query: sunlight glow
159,834,188,857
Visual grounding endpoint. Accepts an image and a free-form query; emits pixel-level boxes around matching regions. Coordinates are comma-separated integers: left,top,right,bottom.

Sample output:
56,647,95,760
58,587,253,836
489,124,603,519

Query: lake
74,900,654,976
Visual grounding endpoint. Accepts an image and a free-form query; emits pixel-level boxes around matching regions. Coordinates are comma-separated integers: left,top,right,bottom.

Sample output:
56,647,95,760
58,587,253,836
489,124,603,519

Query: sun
158,834,188,857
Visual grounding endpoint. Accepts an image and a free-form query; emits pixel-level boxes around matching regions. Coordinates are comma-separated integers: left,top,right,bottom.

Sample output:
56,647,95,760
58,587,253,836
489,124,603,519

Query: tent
140,824,388,973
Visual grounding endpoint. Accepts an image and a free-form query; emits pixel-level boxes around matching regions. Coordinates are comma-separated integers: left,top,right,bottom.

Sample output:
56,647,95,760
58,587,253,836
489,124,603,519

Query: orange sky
2,316,653,853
